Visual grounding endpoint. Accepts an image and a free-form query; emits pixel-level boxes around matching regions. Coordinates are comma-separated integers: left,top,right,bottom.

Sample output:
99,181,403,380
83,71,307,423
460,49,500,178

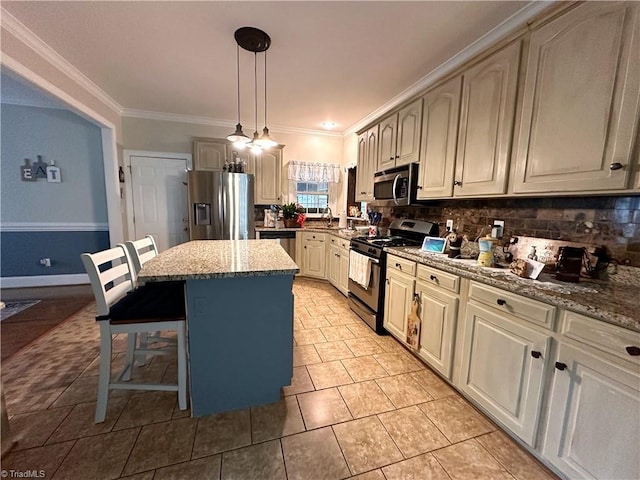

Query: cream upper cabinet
416,76,462,199
512,2,640,193
454,41,521,197
356,126,377,202
193,139,226,171
377,99,423,172
252,148,282,205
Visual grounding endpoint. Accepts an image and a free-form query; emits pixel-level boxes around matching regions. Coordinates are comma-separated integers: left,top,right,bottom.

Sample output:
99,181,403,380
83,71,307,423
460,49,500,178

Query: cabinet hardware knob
531,351,542,359
430,275,437,281
609,162,623,171
625,346,640,356
389,156,394,161
386,278,390,285
304,246,307,249
360,191,366,195
395,155,400,159
453,180,462,186
396,263,401,269
417,185,423,189
497,299,506,306
555,362,567,371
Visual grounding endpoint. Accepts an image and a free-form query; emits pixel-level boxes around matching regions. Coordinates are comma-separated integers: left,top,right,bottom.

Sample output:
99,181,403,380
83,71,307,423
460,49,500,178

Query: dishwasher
257,230,297,261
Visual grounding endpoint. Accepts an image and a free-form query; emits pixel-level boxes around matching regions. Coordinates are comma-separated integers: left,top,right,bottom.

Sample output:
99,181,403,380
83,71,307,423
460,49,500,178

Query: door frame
123,150,192,242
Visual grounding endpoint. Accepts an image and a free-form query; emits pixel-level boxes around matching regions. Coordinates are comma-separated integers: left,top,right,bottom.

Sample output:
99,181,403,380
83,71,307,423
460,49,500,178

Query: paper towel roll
338,211,347,229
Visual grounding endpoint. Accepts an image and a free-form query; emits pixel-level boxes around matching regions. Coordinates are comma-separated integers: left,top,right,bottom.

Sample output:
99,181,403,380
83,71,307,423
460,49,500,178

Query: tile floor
1,278,559,479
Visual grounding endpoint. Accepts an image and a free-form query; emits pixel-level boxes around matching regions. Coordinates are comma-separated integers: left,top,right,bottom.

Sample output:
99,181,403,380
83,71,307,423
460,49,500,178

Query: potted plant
280,202,305,228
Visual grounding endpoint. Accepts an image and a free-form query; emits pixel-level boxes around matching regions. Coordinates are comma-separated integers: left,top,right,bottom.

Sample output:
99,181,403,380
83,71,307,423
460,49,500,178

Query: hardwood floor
1,285,94,360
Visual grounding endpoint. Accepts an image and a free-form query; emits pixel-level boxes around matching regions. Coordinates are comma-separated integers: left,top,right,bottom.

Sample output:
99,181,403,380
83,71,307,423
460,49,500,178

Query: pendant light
226,44,251,148
232,27,277,154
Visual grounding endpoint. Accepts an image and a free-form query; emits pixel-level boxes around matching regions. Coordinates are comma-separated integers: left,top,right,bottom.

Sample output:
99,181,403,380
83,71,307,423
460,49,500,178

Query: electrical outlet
493,220,505,229
40,258,51,267
446,219,454,231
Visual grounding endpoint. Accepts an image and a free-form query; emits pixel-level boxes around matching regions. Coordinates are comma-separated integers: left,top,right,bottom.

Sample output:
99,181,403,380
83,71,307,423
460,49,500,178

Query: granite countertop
138,240,300,281
256,225,364,241
387,247,640,333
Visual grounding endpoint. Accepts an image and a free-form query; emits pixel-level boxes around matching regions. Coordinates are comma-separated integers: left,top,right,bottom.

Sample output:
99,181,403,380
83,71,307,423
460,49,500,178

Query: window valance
287,161,341,183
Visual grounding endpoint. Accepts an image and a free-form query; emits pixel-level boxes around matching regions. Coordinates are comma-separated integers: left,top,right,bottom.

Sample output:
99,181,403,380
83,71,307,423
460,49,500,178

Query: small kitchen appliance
556,246,586,282
477,236,499,267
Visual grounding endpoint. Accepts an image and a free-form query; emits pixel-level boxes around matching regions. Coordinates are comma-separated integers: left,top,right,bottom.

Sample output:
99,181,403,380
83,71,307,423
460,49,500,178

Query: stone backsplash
372,196,640,267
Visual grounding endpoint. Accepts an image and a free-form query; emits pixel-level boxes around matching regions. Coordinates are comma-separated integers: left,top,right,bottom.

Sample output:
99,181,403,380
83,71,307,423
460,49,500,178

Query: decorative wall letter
21,159,35,181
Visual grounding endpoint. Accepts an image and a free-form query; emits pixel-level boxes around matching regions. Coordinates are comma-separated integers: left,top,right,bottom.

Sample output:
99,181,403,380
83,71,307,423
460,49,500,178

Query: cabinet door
356,127,377,202
396,99,423,166
513,2,640,193
194,141,226,171
415,280,459,379
417,76,462,199
328,244,341,287
338,248,350,296
459,301,550,446
543,342,639,480
302,233,326,278
383,269,415,343
378,114,398,171
254,148,282,205
455,41,520,196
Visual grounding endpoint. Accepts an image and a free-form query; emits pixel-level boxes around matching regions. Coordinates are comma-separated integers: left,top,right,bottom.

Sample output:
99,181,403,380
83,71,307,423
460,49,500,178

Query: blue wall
1,104,110,277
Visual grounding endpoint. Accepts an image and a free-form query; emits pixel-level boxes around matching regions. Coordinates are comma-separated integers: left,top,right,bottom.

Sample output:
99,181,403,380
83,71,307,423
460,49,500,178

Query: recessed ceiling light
321,121,337,130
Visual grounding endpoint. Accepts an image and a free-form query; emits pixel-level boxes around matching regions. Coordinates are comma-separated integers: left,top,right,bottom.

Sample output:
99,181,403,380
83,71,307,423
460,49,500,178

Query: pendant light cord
236,45,241,122
264,51,268,127
254,52,258,133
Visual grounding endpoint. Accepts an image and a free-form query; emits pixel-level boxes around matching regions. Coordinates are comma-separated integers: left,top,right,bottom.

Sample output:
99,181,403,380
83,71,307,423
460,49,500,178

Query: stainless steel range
348,218,439,334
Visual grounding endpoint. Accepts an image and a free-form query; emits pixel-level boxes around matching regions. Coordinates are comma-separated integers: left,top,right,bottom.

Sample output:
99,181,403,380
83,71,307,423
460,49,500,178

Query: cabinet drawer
387,255,416,276
303,233,325,242
468,281,556,330
339,239,350,250
416,264,460,294
562,310,640,365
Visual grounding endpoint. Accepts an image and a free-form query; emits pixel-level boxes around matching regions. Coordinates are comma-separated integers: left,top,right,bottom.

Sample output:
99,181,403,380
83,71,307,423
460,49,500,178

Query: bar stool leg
95,322,113,423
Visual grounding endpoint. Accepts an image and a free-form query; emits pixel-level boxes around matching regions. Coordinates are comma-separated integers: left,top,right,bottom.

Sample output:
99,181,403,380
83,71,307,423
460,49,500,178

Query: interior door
130,156,188,252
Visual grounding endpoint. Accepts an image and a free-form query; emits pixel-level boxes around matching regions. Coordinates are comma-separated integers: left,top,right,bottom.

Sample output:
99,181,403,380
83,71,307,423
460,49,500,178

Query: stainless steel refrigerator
188,170,255,240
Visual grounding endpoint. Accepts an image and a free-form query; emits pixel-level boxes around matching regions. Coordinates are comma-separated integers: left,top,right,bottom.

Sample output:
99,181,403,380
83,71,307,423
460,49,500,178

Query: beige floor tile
119,472,155,480
305,305,335,317
373,352,424,375
348,470,386,480
320,325,356,342
324,313,357,326
293,317,305,331
294,328,327,346
329,305,354,316
2,440,74,479
9,406,72,451
339,381,394,419
55,428,140,479
419,397,495,443
48,397,129,443
122,418,198,475
221,439,286,480
300,315,331,329
113,391,177,430
410,369,457,399
433,438,515,480
346,322,376,338
153,454,221,480
375,373,433,408
251,396,305,443
341,356,388,382
477,430,557,480
297,388,353,429
381,453,450,480
283,366,315,396
281,427,350,480
306,361,353,389
5,385,69,416
378,405,449,457
333,416,403,475
192,409,251,458
344,338,386,357
372,335,407,353
293,345,322,367
315,340,355,362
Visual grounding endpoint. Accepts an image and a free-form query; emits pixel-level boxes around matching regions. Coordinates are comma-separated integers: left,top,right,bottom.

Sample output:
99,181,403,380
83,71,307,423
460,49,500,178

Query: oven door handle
349,250,380,264
392,174,401,205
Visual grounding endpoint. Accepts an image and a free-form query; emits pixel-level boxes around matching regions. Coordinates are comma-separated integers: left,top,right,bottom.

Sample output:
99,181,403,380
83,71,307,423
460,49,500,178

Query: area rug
0,300,41,321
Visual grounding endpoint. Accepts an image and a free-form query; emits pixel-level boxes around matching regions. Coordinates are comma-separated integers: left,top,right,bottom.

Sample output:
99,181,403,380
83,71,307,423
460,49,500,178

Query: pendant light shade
231,27,277,153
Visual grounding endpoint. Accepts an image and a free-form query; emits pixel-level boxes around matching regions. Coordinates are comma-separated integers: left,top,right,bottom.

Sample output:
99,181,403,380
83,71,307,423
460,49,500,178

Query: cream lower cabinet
301,232,326,279
383,255,416,343
543,311,640,479
458,294,551,446
328,236,349,296
414,265,460,380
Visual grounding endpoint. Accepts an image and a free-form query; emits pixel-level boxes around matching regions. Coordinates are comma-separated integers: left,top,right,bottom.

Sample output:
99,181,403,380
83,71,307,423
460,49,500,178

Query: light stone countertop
387,247,640,333
255,225,364,241
137,240,300,281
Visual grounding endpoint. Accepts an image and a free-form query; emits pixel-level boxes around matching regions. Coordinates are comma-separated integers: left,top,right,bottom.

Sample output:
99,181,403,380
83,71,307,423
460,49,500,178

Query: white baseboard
1,274,90,289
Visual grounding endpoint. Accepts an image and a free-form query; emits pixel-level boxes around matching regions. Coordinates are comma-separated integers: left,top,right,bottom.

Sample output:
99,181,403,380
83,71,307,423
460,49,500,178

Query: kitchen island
137,240,300,416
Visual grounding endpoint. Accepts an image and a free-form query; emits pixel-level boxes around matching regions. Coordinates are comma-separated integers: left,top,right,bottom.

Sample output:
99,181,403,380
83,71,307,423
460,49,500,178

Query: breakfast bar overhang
137,240,300,416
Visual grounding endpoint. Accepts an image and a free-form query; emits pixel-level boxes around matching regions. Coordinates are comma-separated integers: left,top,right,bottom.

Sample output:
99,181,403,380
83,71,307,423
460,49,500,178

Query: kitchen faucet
323,206,333,227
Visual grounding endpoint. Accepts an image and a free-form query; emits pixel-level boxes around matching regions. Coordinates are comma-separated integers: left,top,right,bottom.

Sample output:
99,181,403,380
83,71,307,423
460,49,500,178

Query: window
295,181,329,215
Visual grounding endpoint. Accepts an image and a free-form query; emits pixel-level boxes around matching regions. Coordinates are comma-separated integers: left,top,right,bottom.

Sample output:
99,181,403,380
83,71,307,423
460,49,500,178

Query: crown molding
1,7,123,115
344,0,557,136
122,108,344,138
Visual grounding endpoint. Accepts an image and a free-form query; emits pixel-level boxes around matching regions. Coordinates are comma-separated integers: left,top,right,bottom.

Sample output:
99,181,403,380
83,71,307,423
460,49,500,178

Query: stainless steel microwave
372,163,418,206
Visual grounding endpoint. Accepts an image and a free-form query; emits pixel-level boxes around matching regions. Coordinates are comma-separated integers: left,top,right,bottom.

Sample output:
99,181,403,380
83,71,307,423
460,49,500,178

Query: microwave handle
392,174,401,205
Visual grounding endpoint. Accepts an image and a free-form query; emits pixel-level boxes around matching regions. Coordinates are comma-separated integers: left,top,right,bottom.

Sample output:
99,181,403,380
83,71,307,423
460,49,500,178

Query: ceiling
2,1,536,135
